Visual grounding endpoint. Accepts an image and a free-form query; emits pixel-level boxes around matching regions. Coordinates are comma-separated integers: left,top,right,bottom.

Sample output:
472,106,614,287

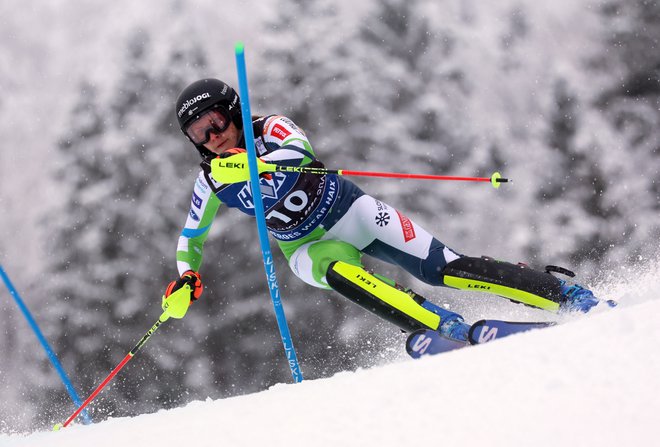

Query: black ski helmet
175,78,243,160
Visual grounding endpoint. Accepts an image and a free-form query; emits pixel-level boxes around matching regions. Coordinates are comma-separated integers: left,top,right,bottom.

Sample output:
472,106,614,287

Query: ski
468,319,555,344
406,319,555,359
406,330,467,358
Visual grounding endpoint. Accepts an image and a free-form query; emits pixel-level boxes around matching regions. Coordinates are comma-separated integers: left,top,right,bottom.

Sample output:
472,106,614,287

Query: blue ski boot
559,281,599,313
420,300,470,342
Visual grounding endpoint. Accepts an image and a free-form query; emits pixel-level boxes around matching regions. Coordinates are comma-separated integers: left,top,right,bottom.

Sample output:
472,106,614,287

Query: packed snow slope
3,267,658,447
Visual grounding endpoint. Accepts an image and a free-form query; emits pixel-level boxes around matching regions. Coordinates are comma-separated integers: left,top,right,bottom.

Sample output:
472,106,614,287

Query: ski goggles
184,108,232,145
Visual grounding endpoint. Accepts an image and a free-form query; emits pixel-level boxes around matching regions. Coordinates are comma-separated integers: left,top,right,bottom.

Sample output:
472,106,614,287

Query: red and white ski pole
53,286,192,430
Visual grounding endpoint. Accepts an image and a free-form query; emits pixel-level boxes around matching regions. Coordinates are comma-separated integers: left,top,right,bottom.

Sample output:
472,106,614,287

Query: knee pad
289,240,362,289
442,256,563,311
326,261,441,332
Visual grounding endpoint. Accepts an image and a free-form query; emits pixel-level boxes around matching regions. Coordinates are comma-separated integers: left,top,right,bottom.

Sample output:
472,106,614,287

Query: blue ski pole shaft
0,264,93,424
234,42,303,383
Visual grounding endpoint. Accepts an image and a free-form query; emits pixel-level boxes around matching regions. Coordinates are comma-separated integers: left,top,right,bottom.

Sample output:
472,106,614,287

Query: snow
3,266,658,447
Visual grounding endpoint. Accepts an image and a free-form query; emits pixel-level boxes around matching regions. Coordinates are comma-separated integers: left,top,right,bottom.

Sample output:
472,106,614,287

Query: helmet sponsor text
178,92,211,118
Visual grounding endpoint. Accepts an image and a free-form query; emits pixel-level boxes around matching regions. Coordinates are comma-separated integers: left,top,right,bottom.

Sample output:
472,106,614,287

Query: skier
164,78,602,343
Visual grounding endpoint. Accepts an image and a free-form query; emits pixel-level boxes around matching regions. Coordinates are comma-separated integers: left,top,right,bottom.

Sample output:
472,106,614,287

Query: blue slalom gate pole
234,42,303,383
0,264,93,424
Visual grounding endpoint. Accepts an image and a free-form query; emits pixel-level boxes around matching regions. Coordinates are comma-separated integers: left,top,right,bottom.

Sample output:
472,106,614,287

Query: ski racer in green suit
164,78,604,343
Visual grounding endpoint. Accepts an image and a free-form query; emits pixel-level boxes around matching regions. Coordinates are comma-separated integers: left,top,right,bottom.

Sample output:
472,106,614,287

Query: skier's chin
207,140,228,154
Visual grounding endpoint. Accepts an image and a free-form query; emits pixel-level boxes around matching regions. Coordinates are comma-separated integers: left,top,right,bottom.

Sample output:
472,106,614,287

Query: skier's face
202,121,241,155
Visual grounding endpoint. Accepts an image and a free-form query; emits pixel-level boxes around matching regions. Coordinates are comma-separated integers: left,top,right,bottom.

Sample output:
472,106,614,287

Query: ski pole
210,153,511,189
54,285,192,430
0,264,92,424
275,166,509,188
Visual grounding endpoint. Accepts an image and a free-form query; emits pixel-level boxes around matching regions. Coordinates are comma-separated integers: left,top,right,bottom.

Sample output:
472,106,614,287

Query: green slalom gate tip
235,41,245,54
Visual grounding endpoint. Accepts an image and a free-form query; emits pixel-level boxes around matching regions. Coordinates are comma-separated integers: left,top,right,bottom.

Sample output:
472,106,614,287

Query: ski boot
558,281,600,313
419,300,470,343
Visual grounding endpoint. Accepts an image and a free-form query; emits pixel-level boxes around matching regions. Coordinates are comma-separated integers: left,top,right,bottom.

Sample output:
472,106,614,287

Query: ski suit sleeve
260,115,319,167
176,171,222,275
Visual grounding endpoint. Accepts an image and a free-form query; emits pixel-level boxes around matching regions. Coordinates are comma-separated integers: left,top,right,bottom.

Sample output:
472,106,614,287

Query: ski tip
468,319,556,345
235,41,245,54
53,423,63,431
406,329,467,358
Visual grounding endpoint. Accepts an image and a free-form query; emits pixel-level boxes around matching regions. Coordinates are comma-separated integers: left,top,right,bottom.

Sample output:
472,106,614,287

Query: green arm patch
282,137,315,157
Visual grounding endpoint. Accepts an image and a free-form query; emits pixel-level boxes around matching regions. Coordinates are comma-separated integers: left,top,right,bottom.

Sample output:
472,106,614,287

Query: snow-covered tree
30,32,210,423
593,0,660,266
534,0,660,273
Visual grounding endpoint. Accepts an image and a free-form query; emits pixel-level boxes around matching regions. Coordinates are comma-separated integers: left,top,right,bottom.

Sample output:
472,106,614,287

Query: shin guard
326,261,441,332
442,256,564,311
